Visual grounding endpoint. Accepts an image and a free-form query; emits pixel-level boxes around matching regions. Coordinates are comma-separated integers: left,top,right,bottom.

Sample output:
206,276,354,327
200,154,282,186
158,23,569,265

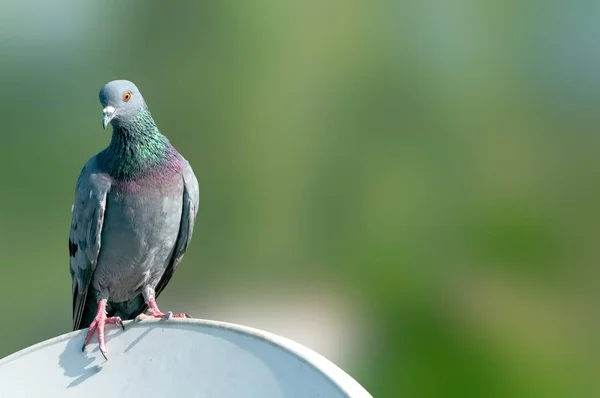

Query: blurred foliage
1,0,600,396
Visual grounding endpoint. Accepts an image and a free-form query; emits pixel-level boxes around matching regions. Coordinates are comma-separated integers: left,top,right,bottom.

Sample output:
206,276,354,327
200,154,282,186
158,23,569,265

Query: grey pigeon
69,80,199,359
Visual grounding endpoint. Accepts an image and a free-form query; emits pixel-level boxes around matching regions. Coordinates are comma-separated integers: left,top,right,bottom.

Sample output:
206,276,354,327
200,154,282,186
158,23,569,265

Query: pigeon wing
69,158,111,330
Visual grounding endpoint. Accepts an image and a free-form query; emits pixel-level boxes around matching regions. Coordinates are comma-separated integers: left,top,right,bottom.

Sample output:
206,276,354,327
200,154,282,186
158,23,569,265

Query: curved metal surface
0,318,372,398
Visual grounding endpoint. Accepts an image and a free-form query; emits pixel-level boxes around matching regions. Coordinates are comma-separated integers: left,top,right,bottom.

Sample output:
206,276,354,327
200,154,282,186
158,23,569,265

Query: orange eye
123,92,131,102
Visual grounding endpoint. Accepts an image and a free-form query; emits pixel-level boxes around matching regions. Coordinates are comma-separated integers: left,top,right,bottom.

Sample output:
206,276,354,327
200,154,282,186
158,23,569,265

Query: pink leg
136,296,189,321
82,299,125,360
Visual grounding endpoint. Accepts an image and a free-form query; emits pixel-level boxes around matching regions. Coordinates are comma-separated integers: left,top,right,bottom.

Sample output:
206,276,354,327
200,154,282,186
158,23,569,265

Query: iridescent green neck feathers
100,110,175,180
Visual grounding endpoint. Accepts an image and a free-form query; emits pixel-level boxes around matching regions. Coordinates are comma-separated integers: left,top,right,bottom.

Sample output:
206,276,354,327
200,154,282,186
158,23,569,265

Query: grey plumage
69,80,199,333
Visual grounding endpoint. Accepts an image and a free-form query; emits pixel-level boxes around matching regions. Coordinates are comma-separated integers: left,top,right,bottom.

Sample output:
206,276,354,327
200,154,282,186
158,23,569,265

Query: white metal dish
0,318,372,397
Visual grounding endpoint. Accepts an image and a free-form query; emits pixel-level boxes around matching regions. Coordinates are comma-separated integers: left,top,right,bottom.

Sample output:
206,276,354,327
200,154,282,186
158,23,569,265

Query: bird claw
81,300,124,360
135,309,186,321
99,346,108,361
135,297,187,321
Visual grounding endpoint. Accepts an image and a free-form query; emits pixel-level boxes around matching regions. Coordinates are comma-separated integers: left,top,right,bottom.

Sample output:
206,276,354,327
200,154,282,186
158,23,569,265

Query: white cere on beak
103,106,115,116
102,106,116,129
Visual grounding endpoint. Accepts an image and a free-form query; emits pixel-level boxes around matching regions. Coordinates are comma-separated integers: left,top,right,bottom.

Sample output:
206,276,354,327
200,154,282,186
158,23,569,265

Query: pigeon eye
123,92,131,102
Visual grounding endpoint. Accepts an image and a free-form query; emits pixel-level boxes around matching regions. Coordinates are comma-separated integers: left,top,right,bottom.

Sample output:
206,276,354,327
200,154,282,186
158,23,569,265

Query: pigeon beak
102,106,116,129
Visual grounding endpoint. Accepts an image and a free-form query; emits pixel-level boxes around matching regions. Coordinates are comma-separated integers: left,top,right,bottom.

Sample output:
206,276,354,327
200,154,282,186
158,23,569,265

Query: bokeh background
1,1,599,396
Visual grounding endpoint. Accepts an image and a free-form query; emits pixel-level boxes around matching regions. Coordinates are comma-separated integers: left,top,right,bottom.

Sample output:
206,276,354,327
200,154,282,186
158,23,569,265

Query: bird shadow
123,324,154,353
58,333,104,388
56,318,168,388
123,317,172,353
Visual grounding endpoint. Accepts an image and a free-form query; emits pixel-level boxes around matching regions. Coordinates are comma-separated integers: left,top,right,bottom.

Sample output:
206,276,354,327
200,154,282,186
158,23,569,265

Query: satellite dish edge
0,318,373,398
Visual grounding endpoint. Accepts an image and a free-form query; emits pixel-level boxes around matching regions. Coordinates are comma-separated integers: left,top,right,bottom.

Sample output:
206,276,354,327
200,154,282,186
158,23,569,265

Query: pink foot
135,296,190,321
82,299,125,360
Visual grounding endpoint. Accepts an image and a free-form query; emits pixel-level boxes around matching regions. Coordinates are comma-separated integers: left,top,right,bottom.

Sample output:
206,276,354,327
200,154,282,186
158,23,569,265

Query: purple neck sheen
99,109,183,184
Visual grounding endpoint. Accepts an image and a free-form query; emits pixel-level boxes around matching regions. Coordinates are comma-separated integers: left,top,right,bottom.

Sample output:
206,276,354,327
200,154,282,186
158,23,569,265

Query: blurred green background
1,1,599,396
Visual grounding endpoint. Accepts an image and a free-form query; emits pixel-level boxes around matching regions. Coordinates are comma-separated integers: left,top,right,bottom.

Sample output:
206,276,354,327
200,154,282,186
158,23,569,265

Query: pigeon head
99,80,148,129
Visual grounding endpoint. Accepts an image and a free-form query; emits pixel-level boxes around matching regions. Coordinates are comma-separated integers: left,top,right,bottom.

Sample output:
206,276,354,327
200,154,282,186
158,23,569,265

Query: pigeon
69,80,199,359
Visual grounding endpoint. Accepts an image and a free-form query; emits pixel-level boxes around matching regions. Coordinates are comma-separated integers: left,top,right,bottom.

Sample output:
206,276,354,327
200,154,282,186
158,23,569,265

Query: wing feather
69,158,111,330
